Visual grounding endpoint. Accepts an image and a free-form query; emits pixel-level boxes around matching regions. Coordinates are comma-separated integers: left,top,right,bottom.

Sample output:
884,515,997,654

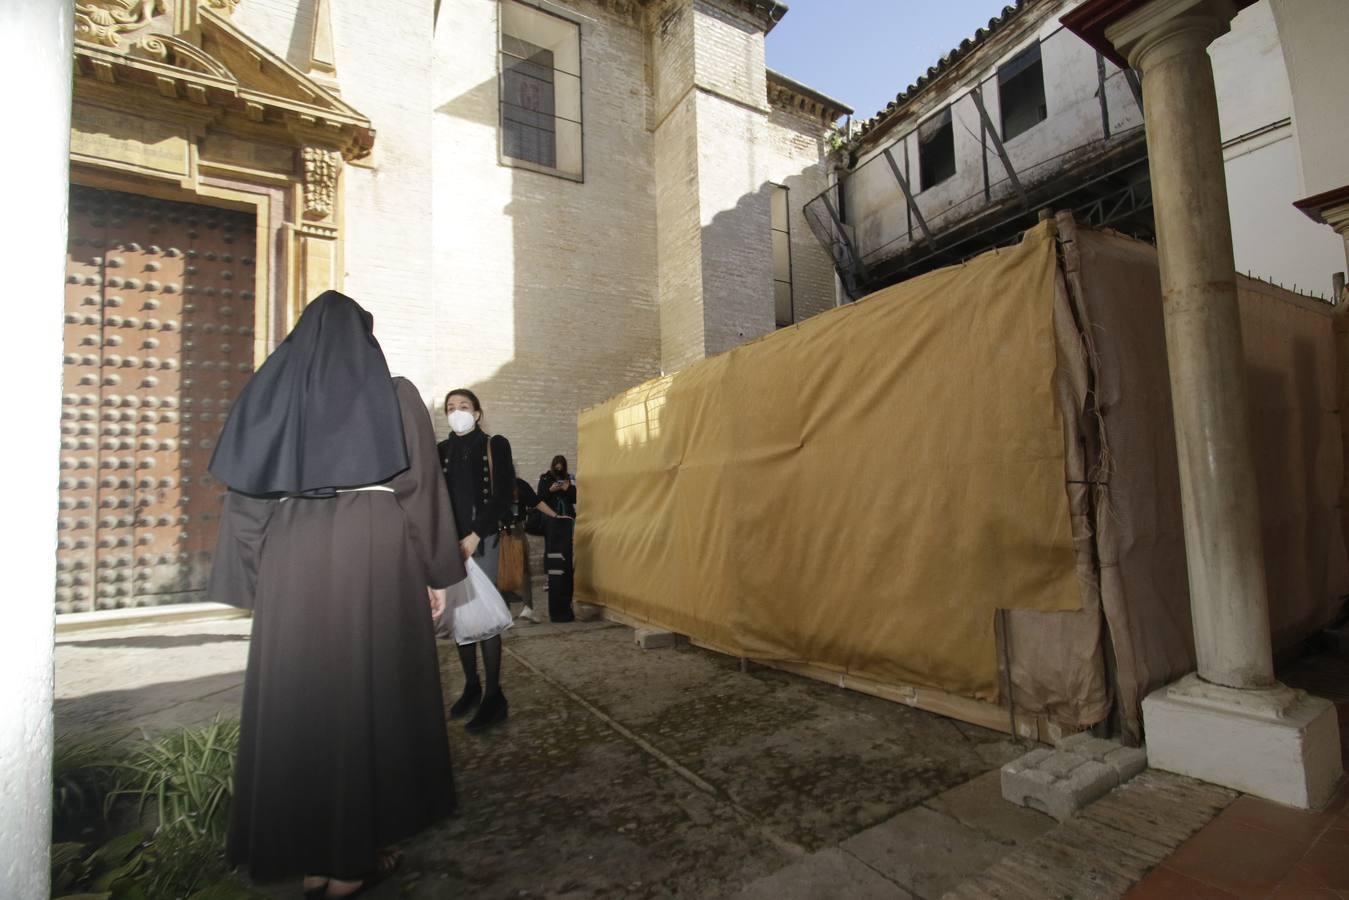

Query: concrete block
1002,749,1119,822
1105,746,1149,782
1143,673,1344,809
1039,750,1090,780
635,628,684,650
573,602,603,622
1057,732,1149,782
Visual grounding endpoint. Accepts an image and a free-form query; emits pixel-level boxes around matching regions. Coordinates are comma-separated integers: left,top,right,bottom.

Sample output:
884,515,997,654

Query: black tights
457,635,502,696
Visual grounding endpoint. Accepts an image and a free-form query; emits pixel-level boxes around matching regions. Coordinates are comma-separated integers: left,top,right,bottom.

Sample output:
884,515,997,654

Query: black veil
208,290,408,495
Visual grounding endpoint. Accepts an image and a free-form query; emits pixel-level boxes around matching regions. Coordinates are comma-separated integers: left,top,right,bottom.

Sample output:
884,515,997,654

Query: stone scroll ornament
76,0,241,48
75,0,166,47
303,148,340,220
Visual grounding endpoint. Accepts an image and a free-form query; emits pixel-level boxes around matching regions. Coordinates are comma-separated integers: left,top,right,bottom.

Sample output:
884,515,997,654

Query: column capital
1105,0,1239,71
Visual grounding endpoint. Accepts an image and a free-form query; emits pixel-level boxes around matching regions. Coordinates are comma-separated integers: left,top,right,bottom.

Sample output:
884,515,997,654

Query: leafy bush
106,718,239,841
52,828,256,899
51,719,257,899
52,735,124,839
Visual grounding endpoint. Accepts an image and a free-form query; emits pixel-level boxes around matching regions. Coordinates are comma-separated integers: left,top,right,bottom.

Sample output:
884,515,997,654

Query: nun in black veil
207,291,463,897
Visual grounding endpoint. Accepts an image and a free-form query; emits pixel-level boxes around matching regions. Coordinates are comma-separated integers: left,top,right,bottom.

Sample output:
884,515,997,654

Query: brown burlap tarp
576,218,1348,733
1065,226,1349,738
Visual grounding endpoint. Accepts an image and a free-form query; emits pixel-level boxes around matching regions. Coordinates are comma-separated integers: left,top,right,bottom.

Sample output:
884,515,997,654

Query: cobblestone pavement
56,614,1252,899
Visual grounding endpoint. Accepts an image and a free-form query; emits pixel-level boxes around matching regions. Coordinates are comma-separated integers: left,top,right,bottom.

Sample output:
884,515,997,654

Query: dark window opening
772,184,794,327
497,0,582,179
999,43,1047,142
501,36,557,169
919,108,956,190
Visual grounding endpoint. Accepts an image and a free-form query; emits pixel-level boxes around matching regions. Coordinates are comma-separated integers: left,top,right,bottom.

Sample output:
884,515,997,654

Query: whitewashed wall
842,3,1143,268
2,0,71,893
1216,0,1346,292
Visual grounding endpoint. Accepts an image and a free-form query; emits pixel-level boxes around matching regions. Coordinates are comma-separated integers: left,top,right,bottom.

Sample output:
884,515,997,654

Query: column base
1143,673,1343,809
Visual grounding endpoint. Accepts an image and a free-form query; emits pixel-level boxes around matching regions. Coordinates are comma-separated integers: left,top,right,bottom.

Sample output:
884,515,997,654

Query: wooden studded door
58,186,258,614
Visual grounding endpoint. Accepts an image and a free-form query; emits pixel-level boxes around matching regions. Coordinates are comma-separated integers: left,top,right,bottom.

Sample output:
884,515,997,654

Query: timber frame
68,0,375,358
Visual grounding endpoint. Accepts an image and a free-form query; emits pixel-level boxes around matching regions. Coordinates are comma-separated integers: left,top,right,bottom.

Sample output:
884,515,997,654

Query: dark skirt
227,492,455,882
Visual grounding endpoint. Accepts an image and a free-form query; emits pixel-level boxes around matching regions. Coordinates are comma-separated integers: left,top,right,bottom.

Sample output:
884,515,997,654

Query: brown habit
209,377,465,882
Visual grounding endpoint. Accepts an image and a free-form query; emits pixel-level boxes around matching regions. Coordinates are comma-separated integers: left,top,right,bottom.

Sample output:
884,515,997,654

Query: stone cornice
70,4,374,160
767,70,851,126
640,0,787,34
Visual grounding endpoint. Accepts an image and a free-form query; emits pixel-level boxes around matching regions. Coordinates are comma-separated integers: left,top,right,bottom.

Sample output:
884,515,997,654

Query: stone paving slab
923,771,1056,847
57,618,1242,900
54,617,252,742
732,848,916,900
841,806,1009,899
511,627,1027,852
943,771,1238,900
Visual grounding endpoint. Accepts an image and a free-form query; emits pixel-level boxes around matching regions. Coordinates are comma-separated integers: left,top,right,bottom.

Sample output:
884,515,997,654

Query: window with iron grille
499,1,583,180
998,42,1048,142
918,107,956,191
772,185,794,327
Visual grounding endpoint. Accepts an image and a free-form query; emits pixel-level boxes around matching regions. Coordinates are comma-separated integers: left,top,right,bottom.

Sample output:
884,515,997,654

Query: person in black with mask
438,388,514,733
537,455,577,623
510,476,569,624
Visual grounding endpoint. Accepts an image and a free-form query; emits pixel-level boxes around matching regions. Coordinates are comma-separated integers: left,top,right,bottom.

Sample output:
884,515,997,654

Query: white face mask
448,409,477,436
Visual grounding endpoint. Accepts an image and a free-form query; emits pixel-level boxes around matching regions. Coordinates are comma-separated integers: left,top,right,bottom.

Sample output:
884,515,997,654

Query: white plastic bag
445,556,513,646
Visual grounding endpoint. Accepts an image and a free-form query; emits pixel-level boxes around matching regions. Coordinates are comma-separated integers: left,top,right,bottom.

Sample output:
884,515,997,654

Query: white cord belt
279,485,395,502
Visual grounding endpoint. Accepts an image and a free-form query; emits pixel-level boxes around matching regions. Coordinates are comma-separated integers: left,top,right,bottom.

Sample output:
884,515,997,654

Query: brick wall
432,0,661,480
691,0,768,109
697,92,774,356
765,107,839,323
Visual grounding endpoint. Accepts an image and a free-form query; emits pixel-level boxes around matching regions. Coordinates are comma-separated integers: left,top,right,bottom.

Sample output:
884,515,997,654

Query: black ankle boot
449,681,482,719
466,689,508,733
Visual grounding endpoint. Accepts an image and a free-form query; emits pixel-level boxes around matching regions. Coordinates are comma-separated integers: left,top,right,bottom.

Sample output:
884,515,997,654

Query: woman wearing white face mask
437,388,515,732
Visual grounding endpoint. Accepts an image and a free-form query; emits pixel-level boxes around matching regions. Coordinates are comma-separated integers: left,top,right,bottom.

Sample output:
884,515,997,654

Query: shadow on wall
697,151,838,359
432,70,834,482
433,70,663,479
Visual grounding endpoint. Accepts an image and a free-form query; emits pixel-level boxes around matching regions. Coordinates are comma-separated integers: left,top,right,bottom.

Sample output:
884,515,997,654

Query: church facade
57,0,848,614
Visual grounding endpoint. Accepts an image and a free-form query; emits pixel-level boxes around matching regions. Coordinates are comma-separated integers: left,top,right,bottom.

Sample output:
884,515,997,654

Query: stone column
1116,1,1274,690
0,0,73,893
1104,0,1342,809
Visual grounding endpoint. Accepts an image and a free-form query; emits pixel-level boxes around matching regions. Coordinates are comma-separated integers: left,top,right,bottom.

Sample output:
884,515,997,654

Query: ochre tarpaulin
576,218,1348,731
576,222,1081,702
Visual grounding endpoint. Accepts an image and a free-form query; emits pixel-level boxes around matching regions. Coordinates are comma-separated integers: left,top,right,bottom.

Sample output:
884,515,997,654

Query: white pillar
0,0,73,894
1105,0,1342,809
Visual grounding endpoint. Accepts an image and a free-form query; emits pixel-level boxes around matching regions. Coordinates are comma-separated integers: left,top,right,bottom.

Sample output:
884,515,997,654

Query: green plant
52,829,258,899
51,829,149,897
106,717,239,841
52,735,124,837
52,718,257,899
